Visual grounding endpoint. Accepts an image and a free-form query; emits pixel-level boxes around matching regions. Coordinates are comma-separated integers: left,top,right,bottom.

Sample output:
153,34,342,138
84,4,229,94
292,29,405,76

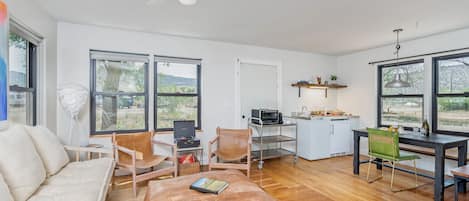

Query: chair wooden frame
208,127,252,177
64,145,114,161
112,131,178,197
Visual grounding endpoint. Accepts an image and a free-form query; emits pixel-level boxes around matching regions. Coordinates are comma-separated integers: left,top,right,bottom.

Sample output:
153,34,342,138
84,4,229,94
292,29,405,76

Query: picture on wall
0,1,8,121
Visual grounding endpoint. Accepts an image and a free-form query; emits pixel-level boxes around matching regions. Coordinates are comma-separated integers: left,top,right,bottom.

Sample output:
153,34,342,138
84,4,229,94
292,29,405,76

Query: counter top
287,115,359,120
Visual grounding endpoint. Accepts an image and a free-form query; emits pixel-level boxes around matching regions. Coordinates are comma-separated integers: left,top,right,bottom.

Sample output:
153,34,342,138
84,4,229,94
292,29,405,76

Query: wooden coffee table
144,170,274,201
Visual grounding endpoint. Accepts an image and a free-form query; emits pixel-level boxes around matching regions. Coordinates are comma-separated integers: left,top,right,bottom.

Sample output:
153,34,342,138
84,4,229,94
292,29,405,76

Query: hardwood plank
108,156,469,201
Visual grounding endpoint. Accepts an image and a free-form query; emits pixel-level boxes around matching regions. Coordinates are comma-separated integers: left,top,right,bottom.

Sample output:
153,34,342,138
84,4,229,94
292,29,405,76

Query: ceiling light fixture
385,28,411,88
179,0,197,6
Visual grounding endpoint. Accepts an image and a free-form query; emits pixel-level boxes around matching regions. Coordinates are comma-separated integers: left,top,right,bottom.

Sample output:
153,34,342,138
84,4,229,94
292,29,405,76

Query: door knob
242,115,246,119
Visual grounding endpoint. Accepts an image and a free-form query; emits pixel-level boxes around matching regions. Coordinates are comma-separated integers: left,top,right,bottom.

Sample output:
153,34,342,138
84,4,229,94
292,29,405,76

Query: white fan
146,0,197,6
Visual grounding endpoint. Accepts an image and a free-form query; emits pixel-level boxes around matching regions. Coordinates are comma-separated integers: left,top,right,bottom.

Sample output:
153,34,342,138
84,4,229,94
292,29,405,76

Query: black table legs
353,132,360,175
376,158,383,170
434,145,445,201
457,143,467,194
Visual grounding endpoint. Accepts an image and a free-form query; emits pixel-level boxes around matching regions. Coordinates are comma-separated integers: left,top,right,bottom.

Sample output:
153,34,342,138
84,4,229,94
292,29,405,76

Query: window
154,56,201,131
433,53,469,134
378,60,425,128
8,32,37,125
90,50,149,134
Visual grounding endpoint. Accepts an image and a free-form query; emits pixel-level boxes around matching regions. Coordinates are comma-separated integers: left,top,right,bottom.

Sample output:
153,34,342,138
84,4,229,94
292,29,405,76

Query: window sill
89,129,204,138
154,129,204,135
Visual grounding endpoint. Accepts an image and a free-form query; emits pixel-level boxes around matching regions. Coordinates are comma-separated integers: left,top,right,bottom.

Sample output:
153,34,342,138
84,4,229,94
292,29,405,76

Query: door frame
234,58,282,128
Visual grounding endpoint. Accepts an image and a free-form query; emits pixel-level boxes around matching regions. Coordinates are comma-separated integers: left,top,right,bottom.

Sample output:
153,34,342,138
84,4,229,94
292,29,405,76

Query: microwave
251,109,282,125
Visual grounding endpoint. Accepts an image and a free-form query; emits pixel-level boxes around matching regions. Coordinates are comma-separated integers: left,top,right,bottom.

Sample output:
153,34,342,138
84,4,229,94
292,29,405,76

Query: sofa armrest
64,145,113,162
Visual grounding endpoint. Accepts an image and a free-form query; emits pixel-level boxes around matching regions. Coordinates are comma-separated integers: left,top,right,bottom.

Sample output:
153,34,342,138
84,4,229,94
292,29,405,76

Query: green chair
366,128,421,192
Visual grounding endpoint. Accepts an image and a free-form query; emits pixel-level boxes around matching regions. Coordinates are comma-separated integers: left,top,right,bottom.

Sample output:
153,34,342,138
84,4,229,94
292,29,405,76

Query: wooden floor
108,156,469,201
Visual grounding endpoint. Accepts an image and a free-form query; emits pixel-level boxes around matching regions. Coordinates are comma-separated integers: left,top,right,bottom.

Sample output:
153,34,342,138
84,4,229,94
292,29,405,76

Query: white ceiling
34,0,469,55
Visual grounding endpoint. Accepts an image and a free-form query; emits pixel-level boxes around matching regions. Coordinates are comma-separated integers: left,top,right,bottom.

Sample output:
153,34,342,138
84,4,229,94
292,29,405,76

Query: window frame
432,52,469,136
90,50,149,135
154,56,202,131
377,59,425,129
8,32,37,126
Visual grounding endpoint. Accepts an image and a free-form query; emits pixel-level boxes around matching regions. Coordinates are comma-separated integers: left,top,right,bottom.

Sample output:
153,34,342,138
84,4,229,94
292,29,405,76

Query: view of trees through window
155,60,200,130
435,55,469,133
379,61,424,127
90,53,202,134
93,60,147,132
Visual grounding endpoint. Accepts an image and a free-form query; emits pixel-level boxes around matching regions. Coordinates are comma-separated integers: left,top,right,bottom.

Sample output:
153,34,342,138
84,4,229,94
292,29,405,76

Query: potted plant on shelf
330,75,338,85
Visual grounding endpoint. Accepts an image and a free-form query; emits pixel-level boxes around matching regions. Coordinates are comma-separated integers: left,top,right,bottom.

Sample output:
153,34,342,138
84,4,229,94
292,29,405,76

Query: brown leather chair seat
119,154,167,169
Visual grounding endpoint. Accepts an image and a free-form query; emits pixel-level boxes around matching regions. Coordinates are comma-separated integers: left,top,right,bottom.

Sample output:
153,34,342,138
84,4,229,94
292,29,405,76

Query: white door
239,62,279,128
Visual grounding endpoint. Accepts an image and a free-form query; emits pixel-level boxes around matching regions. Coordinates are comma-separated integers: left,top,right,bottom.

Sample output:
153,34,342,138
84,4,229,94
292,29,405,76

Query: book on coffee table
190,177,229,194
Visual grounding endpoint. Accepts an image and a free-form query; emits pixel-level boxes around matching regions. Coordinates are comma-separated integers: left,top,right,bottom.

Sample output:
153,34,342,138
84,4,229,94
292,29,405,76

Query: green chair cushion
370,151,420,162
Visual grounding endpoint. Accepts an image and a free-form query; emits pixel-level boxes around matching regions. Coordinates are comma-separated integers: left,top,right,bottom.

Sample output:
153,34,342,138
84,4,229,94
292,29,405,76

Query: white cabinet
297,119,331,160
297,117,359,160
329,119,352,155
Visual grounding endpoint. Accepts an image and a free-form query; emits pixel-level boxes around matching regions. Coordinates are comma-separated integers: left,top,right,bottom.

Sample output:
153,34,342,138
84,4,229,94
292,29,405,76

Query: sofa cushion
28,158,115,201
0,174,14,201
0,124,46,201
24,126,70,176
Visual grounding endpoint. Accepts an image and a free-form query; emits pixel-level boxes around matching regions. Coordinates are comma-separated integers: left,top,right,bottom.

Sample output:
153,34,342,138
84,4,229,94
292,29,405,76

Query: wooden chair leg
388,160,422,192
390,161,396,190
132,169,137,197
414,160,418,187
366,157,372,181
366,157,384,183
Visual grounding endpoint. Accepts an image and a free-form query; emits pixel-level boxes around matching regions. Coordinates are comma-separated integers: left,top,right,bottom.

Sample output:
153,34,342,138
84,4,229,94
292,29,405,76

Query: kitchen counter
288,115,359,120
295,115,360,160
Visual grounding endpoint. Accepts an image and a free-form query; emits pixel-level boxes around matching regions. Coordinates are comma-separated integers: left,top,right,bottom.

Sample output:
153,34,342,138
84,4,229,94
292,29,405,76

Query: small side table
177,146,203,175
86,144,104,160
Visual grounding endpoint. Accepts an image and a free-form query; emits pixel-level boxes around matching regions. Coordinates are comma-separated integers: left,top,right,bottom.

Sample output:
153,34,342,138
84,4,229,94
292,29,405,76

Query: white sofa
0,124,115,201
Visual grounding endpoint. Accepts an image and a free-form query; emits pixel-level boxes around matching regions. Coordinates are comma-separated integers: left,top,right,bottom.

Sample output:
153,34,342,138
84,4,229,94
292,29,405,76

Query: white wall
337,27,469,174
5,0,58,132
56,22,338,163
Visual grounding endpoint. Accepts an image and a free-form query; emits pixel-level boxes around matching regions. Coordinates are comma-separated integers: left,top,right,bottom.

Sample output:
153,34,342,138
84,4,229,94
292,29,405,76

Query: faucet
301,106,308,114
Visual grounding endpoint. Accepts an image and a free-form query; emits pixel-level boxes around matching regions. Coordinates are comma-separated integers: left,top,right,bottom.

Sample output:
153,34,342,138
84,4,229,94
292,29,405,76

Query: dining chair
112,131,177,197
208,127,252,177
366,128,421,192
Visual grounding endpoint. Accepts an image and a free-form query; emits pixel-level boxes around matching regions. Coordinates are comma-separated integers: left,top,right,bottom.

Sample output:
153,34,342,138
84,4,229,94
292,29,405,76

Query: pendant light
385,29,411,88
179,0,197,6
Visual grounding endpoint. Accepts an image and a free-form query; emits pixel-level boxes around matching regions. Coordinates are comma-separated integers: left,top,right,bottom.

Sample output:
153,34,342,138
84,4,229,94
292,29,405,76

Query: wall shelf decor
291,83,347,98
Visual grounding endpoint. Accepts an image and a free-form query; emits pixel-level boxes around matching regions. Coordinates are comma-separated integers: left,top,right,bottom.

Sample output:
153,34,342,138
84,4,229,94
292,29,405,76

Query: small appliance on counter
251,109,283,125
173,120,200,148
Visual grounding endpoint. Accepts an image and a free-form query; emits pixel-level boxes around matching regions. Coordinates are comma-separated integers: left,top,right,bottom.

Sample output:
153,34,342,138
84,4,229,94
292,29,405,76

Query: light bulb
179,0,197,6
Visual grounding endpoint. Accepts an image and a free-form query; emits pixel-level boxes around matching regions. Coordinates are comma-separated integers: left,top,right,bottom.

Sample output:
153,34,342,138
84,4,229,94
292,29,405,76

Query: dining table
353,129,468,201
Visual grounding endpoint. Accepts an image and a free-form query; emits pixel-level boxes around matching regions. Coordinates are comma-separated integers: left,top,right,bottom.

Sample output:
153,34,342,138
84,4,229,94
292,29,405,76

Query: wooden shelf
291,83,347,89
291,83,347,97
